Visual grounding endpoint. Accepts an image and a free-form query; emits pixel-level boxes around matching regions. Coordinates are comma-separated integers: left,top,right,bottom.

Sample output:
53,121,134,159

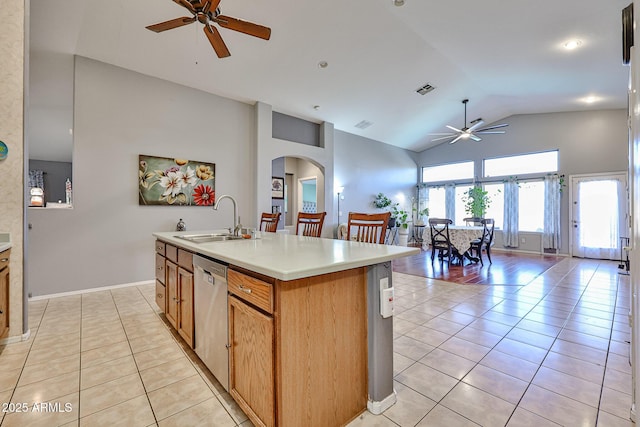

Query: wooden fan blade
202,0,221,14
172,0,196,14
146,16,196,33
215,15,271,40
476,123,508,132
204,25,231,58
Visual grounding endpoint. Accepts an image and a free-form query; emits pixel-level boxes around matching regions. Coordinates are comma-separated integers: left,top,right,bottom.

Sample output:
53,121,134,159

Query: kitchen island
153,230,419,427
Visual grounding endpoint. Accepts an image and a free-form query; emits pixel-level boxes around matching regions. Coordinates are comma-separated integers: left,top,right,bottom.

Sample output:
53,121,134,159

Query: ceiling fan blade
475,131,506,135
476,123,509,132
469,134,482,142
468,119,485,132
431,135,456,142
202,0,221,14
449,135,464,144
172,0,196,14
146,16,196,33
446,125,463,133
204,24,231,58
214,15,271,40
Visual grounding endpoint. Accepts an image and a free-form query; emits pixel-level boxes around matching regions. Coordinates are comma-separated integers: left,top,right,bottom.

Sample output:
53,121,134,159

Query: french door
570,173,628,259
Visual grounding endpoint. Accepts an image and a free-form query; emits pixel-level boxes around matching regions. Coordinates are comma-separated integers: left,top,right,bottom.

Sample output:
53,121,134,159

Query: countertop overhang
0,233,11,253
153,230,420,281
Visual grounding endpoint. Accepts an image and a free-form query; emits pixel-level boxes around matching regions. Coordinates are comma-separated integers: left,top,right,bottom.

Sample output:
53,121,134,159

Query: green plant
372,193,396,210
462,186,491,218
391,205,409,229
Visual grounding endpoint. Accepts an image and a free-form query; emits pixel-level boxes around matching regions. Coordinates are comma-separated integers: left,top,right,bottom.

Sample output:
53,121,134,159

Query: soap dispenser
176,218,186,231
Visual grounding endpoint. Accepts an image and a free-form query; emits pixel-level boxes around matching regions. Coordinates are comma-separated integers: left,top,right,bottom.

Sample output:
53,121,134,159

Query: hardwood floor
392,247,565,285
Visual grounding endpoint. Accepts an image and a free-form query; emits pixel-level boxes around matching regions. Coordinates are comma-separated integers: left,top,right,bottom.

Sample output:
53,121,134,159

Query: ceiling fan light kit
430,99,508,144
146,0,271,59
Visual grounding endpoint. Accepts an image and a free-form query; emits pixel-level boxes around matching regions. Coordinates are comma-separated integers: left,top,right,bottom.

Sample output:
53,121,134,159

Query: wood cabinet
155,241,194,348
228,267,367,427
229,294,274,427
0,249,9,339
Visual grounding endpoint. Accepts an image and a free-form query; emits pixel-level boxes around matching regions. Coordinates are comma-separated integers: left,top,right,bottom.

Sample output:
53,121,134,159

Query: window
422,161,474,183
518,181,545,232
427,187,446,219
484,183,503,229
455,185,472,225
484,151,558,178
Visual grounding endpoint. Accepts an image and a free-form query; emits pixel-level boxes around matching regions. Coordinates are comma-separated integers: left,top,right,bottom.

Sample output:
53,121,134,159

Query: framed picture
271,176,284,199
138,154,215,206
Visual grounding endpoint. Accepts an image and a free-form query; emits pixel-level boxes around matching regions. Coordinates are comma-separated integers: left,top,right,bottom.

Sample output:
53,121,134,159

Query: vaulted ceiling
29,0,631,160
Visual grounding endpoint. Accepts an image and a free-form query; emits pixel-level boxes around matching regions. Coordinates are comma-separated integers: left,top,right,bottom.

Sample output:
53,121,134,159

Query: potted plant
372,193,398,228
415,207,429,225
462,186,490,221
391,205,411,245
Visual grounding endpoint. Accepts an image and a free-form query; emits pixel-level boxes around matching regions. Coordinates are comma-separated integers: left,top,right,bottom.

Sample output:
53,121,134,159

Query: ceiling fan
431,99,508,144
146,0,271,59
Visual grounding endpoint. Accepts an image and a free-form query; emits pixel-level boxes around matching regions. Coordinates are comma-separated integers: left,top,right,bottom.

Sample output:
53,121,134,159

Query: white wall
334,130,418,230
27,57,255,296
413,109,629,254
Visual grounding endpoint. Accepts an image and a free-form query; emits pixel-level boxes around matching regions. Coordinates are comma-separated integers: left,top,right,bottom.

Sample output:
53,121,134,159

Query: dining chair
347,212,390,244
295,212,327,237
463,217,483,226
429,218,454,264
260,212,281,232
470,218,495,265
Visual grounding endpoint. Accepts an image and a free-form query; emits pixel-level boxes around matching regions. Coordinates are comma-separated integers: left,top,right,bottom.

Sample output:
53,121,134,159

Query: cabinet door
229,295,274,427
165,260,178,329
177,267,194,348
0,267,8,338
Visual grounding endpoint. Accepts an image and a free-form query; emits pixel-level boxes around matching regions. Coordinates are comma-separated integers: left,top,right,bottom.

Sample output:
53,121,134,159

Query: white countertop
0,233,10,253
153,230,420,281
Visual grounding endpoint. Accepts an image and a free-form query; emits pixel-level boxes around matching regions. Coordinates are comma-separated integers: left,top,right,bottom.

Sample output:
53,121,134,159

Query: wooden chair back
429,218,454,263
347,212,390,244
296,212,327,237
480,218,495,245
260,212,281,232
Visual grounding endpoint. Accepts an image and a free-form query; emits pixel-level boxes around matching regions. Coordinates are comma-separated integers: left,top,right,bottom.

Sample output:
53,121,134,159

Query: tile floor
0,257,633,426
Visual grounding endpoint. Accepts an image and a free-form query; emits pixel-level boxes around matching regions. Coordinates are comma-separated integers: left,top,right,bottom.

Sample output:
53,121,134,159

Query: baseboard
492,247,569,257
367,389,397,415
29,280,155,301
0,329,31,345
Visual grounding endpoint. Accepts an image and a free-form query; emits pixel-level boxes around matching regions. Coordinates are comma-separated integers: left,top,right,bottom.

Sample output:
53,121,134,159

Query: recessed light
393,0,405,6
580,95,600,104
563,39,582,50
318,61,328,69
313,105,321,110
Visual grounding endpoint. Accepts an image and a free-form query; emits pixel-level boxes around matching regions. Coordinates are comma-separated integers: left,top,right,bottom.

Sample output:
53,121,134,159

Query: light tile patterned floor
0,257,632,426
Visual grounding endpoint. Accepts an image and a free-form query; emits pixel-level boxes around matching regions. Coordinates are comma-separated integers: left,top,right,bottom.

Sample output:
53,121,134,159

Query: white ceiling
29,0,631,161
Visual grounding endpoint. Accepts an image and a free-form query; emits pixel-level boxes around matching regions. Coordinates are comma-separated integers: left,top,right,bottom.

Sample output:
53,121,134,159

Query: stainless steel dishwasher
193,254,229,391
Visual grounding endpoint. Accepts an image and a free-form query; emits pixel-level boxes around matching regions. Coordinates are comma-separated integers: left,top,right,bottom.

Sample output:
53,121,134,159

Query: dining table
447,225,484,264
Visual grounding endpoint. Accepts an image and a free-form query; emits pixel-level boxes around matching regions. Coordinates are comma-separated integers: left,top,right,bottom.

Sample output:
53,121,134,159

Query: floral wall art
138,154,215,206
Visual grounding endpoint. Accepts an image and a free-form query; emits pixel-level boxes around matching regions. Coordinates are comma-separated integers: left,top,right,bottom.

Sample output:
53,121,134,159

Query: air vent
416,83,436,95
354,120,373,129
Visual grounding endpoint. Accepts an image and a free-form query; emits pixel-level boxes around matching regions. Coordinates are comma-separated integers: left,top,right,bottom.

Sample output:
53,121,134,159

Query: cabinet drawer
178,249,193,272
155,280,165,312
228,269,273,314
166,244,178,263
0,249,9,271
155,253,166,283
155,240,165,256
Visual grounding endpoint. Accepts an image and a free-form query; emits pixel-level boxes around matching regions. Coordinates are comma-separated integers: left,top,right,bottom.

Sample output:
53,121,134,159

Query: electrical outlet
521,237,526,243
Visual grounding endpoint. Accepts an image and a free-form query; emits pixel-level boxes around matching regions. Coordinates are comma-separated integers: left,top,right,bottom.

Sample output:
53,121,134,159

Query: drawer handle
239,285,252,294
0,258,7,262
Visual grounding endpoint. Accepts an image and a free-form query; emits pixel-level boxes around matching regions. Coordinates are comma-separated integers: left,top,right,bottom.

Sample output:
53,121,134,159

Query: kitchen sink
175,233,244,243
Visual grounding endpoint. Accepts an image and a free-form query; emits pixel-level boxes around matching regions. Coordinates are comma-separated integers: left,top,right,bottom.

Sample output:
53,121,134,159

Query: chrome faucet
213,195,242,236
